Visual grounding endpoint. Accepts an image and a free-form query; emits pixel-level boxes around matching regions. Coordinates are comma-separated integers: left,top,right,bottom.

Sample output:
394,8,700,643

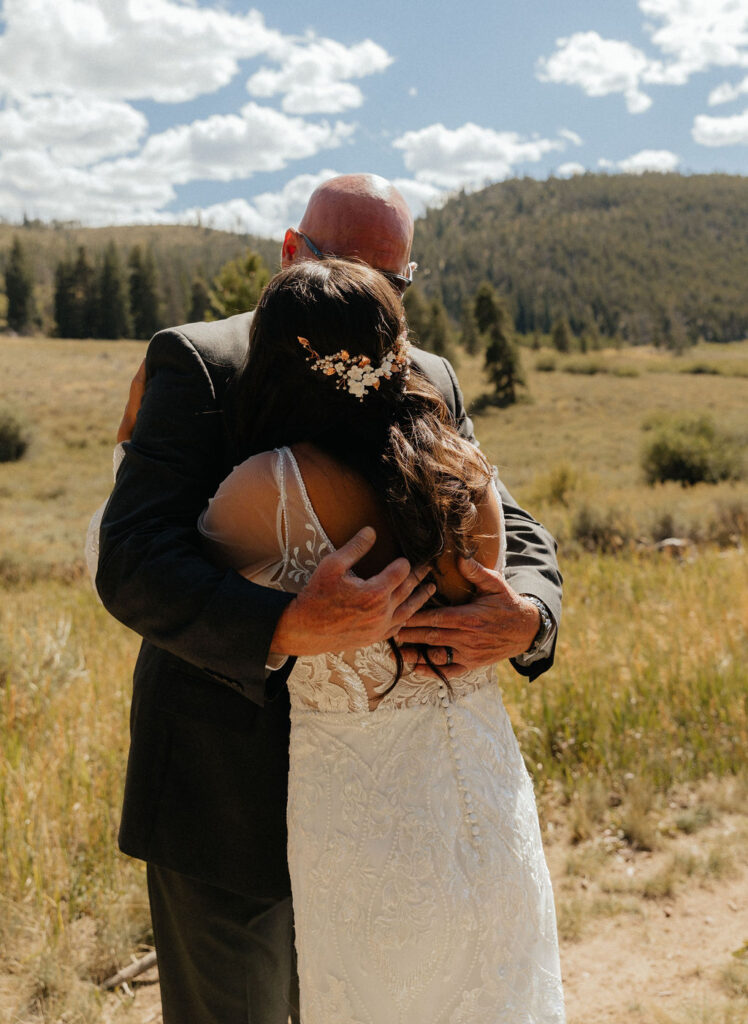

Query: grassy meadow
1,335,747,1022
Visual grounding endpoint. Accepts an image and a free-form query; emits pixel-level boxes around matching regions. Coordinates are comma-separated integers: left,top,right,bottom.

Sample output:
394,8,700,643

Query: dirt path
560,861,748,1022
109,821,748,1024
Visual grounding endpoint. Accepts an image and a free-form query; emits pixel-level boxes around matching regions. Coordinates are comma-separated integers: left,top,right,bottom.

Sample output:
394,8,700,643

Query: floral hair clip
297,335,410,400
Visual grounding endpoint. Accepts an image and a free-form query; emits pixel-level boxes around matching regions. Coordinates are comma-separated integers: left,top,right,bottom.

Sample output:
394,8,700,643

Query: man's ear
281,228,299,267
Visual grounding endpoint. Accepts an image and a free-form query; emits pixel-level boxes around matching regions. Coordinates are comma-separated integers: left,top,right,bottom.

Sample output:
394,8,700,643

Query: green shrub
641,413,742,486
534,353,557,372
0,407,31,462
564,358,602,375
680,362,720,375
571,504,630,552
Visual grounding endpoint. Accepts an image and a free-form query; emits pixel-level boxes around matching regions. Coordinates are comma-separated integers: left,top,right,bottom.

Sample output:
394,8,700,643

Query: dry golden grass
1,335,747,1020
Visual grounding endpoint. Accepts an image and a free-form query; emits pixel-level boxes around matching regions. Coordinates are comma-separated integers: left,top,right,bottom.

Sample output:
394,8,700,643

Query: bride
198,259,565,1023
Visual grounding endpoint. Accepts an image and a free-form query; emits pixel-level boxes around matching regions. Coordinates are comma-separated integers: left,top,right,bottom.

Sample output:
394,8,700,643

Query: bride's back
200,441,503,607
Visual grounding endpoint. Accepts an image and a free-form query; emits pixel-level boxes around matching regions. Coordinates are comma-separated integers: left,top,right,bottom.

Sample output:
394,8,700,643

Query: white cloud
177,170,342,239
391,178,446,219
103,104,352,188
559,128,584,146
640,0,748,80
0,0,284,103
596,149,680,173
0,149,175,222
556,162,586,177
247,37,392,114
0,94,146,164
537,31,653,114
692,107,748,145
537,0,748,112
0,104,352,224
617,148,680,172
164,170,446,239
392,122,567,190
708,74,748,105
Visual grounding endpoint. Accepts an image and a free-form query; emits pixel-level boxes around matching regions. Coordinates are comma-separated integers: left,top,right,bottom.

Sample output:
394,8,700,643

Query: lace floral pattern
243,447,565,1022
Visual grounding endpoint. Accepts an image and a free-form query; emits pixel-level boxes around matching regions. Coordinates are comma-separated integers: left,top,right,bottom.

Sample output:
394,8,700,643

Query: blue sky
0,0,746,236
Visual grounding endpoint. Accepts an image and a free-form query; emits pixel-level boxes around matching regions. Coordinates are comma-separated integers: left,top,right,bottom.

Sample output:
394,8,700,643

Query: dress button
464,792,472,803
471,825,480,836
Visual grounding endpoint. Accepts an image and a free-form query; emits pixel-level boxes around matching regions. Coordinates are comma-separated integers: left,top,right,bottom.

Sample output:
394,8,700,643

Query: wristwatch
522,596,554,658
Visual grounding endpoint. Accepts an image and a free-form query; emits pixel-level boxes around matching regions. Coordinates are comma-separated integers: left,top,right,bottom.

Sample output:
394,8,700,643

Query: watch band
522,595,553,657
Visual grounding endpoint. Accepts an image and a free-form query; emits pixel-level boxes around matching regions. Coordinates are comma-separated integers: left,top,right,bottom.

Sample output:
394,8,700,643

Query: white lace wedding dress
199,446,566,1024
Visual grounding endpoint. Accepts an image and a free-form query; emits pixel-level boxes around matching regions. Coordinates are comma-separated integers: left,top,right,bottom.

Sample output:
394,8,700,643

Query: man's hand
116,359,147,443
271,527,435,657
397,556,540,677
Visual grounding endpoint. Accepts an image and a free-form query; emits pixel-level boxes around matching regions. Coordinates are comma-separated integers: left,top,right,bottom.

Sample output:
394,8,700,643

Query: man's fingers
396,626,463,648
325,526,379,577
390,565,431,607
399,644,454,666
457,556,506,595
398,603,456,630
397,647,467,679
391,579,436,626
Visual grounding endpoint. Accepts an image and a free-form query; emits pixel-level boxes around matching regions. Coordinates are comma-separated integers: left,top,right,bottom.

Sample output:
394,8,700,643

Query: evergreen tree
56,246,96,338
473,282,524,406
459,298,481,355
473,281,503,334
550,315,572,353
128,244,160,340
403,285,430,347
5,237,35,334
484,312,524,406
425,297,455,360
208,250,269,320
96,242,131,339
188,275,211,323
54,258,75,338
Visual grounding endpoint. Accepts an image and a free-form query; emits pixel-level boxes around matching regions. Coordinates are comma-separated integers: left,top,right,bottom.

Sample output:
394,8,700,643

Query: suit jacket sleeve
441,357,562,681
96,328,293,706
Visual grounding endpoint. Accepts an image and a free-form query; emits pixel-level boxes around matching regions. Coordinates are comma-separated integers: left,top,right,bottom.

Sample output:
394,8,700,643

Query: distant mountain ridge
412,172,748,345
0,223,280,333
1,172,747,343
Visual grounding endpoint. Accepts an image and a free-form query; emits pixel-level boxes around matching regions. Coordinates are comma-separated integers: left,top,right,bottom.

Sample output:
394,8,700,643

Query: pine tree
207,250,269,320
403,285,430,347
473,282,524,406
459,298,481,354
128,245,160,340
188,275,211,322
96,242,131,339
54,258,75,338
473,281,503,335
550,315,572,353
55,246,96,338
5,237,35,334
425,297,455,360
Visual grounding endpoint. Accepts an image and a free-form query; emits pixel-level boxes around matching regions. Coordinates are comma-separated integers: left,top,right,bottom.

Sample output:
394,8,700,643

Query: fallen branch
102,950,158,990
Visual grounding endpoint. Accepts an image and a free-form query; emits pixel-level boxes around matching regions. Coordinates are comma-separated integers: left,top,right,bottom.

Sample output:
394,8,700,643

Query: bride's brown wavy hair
230,256,491,573
232,259,494,584
232,259,496,693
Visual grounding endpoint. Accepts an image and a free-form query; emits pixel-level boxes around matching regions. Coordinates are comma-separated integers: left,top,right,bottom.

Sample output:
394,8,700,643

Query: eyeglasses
297,231,417,293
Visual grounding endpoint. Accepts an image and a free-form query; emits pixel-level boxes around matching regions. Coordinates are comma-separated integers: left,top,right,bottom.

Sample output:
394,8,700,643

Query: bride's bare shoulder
290,442,400,577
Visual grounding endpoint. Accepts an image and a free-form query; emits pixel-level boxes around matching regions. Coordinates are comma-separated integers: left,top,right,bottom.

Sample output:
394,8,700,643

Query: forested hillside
0,223,279,335
1,173,746,344
412,173,748,346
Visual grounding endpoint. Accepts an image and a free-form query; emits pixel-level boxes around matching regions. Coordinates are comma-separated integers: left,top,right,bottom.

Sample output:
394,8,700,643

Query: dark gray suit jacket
97,311,561,898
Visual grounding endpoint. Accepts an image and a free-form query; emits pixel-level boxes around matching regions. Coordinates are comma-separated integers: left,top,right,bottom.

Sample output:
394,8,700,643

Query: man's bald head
282,174,414,282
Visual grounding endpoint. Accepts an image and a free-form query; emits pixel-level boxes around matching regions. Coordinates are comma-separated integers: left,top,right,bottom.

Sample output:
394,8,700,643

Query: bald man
97,174,561,1024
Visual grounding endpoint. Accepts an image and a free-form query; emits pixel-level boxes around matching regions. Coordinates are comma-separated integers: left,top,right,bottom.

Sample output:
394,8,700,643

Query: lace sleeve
198,450,284,579
84,443,127,590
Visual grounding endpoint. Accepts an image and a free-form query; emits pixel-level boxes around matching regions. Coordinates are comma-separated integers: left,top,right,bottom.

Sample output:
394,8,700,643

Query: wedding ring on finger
445,646,454,666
